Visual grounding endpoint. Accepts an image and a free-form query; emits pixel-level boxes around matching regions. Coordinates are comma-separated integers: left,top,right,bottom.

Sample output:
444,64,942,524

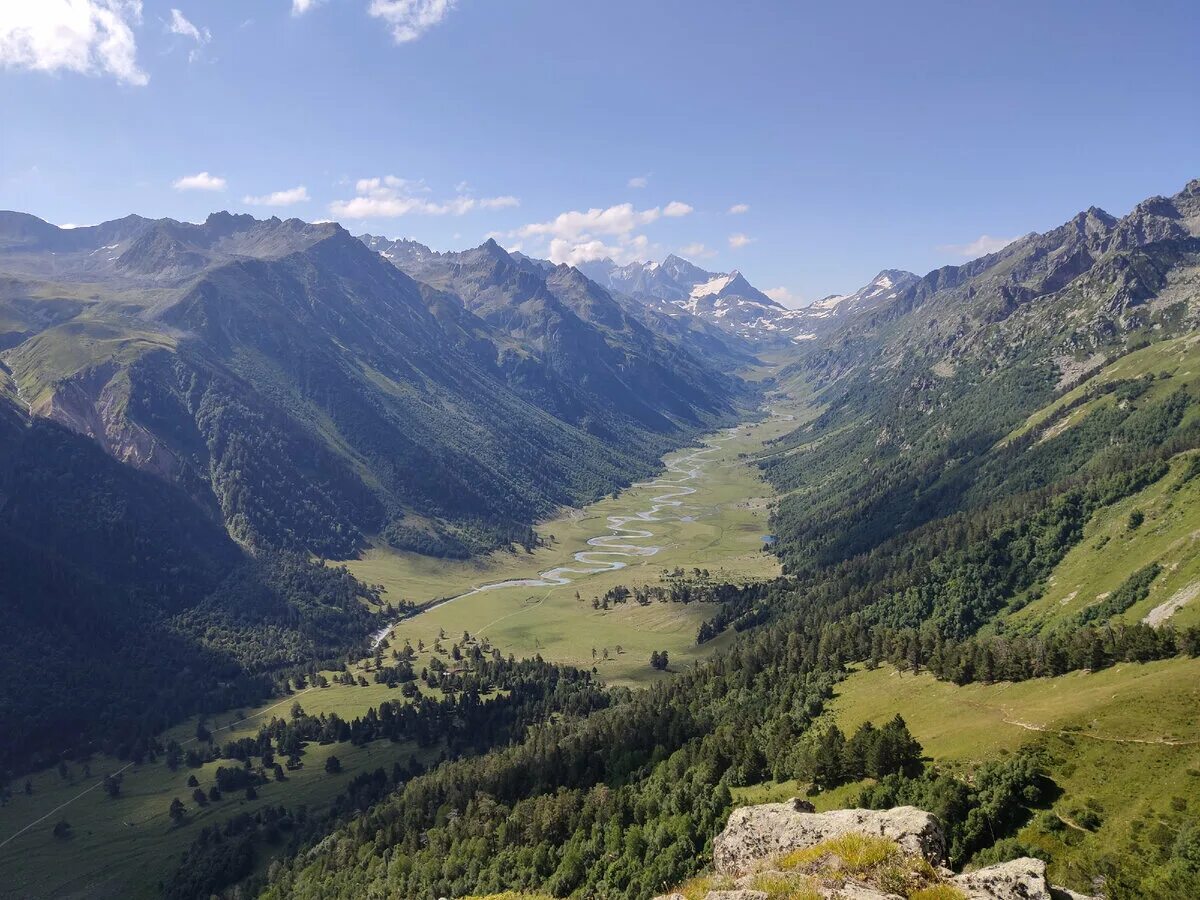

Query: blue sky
2,0,1197,303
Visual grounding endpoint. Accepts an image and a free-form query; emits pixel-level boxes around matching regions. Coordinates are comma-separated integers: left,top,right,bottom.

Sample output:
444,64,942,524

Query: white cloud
516,201,689,266
627,175,648,189
678,242,716,260
173,171,227,191
937,234,1019,258
728,203,750,215
549,234,650,267
0,0,148,85
479,195,520,210
368,0,455,43
168,8,207,42
168,8,210,62
291,0,322,13
764,286,802,307
518,203,663,240
243,185,310,206
330,175,517,218
728,233,754,249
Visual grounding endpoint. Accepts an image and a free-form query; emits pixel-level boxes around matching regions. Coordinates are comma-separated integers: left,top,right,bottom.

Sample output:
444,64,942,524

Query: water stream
371,427,737,646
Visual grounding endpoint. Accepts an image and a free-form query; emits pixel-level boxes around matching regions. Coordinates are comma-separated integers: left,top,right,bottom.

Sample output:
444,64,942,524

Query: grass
777,833,902,872
732,778,869,813
349,406,800,687
0,672,456,899
0,735,431,900
991,335,1200,633
818,660,1200,887
1001,449,1200,632
1000,332,1200,445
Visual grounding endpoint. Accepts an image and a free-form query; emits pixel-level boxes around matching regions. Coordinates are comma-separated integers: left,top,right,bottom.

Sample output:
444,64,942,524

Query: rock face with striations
712,799,947,875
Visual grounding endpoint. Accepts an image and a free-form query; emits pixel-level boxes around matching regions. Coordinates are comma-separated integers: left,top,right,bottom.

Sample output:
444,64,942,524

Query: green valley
0,400,796,898
352,404,802,685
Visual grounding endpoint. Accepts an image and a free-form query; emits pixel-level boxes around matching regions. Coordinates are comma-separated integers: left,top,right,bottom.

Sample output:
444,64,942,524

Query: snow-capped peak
690,273,735,300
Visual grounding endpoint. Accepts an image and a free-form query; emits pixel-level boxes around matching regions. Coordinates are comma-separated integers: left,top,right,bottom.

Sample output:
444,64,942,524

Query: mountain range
3,180,1200,900
0,210,742,769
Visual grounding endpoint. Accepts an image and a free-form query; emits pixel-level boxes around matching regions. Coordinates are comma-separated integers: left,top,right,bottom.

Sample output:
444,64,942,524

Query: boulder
712,801,947,875
952,857,1052,899
951,858,1100,900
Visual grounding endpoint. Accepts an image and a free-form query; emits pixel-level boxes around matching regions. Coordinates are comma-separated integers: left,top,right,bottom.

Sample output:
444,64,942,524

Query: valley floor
0,402,801,898
348,404,802,686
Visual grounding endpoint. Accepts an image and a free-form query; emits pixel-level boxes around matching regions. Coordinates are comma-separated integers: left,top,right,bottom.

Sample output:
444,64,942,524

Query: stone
712,803,947,875
951,857,1051,899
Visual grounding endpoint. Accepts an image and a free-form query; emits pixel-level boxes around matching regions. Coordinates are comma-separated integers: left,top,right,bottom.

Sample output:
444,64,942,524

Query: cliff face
654,800,1099,900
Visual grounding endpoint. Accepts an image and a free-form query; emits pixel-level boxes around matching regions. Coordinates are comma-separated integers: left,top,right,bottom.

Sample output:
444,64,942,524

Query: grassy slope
822,661,1200,887
349,406,802,687
0,704,436,900
1002,449,1200,632
0,626,482,900
1000,334,1200,445
992,336,1200,632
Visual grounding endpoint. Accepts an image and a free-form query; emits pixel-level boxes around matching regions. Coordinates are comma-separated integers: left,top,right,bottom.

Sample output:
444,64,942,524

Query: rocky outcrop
713,799,946,875
654,802,1101,900
952,856,1097,899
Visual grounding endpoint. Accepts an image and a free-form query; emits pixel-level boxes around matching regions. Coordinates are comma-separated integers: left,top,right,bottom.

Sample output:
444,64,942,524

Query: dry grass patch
675,873,734,899
777,833,902,873
908,886,968,900
748,870,824,900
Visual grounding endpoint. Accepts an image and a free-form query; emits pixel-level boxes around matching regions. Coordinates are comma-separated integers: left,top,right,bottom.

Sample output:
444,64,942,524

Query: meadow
738,658,1200,887
350,407,800,686
0,405,799,897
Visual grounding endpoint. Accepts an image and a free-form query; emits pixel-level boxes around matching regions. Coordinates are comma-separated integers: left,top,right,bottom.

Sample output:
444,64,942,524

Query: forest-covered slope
0,213,743,560
229,182,1200,900
0,396,380,774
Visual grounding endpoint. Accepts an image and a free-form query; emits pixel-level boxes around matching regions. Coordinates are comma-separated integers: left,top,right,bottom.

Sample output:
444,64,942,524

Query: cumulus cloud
516,200,691,266
519,203,665,240
678,242,716,260
173,171,227,191
368,0,456,43
728,233,754,249
0,0,148,85
937,234,1019,258
728,203,750,215
168,8,210,62
243,185,310,206
627,175,648,189
549,234,650,267
291,0,322,13
764,286,802,307
329,175,518,218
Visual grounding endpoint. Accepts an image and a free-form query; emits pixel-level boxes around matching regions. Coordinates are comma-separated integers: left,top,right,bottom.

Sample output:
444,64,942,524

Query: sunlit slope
829,660,1200,890
993,336,1200,632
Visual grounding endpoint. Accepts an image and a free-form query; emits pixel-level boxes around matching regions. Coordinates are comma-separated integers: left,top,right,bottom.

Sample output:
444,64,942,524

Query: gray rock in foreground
712,800,947,875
